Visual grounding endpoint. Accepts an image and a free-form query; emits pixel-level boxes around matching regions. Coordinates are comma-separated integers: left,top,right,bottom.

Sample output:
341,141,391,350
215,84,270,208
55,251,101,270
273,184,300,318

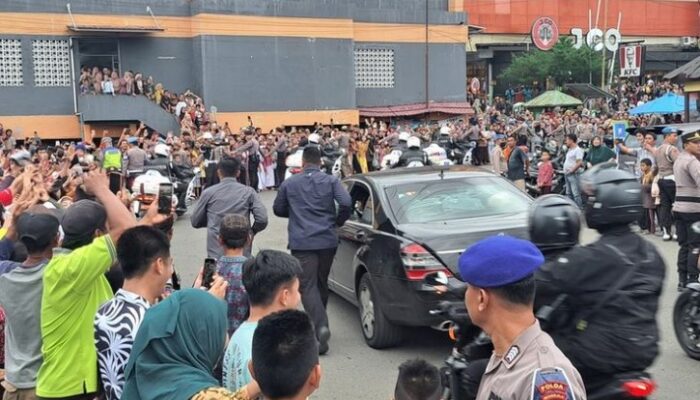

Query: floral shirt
191,387,248,400
94,289,150,400
217,256,249,335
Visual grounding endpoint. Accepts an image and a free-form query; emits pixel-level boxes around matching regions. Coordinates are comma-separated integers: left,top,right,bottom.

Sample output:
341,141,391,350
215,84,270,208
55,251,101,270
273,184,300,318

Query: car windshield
385,176,530,224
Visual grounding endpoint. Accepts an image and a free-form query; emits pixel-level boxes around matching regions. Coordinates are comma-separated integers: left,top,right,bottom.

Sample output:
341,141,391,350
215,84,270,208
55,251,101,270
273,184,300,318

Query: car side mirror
423,271,449,287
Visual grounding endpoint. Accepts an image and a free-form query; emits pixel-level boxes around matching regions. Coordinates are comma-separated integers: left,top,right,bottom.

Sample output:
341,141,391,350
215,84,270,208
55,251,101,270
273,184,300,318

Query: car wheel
357,273,403,348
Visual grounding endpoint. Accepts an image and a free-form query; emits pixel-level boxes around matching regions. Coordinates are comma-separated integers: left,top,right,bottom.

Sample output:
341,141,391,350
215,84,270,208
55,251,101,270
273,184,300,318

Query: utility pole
601,0,608,89
425,0,430,123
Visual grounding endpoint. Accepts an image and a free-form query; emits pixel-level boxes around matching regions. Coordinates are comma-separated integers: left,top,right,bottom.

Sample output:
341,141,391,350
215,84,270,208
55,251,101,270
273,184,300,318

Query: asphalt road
172,191,700,399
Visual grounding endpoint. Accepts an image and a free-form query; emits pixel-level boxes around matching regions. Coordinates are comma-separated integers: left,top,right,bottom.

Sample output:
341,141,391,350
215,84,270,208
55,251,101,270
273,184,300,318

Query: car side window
348,181,373,226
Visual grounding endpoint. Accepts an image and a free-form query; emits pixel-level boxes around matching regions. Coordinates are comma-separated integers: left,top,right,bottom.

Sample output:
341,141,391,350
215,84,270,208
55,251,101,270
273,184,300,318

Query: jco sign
571,27,621,52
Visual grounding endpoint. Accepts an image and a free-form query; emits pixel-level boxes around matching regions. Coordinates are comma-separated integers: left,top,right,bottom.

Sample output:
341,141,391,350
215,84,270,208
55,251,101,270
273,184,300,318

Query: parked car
328,166,532,348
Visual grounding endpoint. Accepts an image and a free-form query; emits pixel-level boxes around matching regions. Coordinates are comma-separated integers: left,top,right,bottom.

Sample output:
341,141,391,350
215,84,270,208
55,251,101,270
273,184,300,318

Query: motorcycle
285,146,343,179
452,141,476,166
673,222,700,361
423,272,657,400
129,169,179,218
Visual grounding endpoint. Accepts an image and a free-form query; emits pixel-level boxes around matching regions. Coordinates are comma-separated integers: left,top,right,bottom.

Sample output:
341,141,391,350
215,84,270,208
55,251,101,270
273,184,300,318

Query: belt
660,175,675,181
676,196,700,203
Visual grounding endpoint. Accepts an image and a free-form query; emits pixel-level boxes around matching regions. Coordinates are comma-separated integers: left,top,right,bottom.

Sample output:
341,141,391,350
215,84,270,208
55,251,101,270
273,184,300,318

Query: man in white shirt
563,133,584,208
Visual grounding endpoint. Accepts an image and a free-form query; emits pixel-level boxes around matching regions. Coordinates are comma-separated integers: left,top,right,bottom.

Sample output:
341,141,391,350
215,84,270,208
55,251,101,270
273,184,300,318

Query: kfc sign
619,45,642,77
571,27,621,52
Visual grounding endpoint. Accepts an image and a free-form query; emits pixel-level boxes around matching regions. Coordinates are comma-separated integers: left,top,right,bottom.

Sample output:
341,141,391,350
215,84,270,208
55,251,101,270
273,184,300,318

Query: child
639,158,657,234
537,149,554,195
394,359,442,400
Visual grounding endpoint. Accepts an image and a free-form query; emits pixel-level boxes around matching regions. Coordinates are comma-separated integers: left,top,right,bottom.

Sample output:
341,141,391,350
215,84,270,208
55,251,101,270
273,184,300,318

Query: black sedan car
328,166,532,348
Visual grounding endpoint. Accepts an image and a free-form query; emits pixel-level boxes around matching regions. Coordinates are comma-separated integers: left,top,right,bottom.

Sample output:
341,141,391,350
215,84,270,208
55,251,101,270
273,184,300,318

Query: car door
332,180,374,301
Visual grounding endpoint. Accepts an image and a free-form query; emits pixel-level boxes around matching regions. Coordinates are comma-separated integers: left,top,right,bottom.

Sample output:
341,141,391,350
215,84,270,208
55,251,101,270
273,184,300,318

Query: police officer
396,137,430,168
655,126,680,240
458,236,586,400
672,128,700,289
536,163,665,385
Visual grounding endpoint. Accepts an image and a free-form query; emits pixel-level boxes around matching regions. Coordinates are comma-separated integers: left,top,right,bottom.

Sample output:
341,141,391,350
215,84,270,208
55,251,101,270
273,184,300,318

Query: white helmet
399,132,410,142
308,133,321,145
439,126,451,136
154,143,170,158
407,136,421,149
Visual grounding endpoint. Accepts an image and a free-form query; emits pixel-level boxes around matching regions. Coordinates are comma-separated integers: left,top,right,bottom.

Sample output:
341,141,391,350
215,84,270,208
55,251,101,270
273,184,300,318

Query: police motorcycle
423,194,657,400
673,221,700,361
381,132,411,170
390,137,431,169
285,133,343,179
129,144,190,217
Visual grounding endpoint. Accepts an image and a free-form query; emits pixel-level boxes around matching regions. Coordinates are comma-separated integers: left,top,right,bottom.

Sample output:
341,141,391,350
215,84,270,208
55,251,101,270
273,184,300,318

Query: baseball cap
61,200,107,238
10,150,31,166
458,235,544,288
16,212,60,248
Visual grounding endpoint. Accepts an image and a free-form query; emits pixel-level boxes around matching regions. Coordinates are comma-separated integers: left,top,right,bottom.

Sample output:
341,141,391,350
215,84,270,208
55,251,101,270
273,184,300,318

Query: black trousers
658,179,676,231
248,160,259,190
675,211,700,280
291,248,337,336
275,152,286,187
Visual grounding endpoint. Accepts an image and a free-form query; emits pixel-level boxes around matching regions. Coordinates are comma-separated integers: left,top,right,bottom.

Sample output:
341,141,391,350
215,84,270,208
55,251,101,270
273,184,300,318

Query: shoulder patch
530,367,576,400
504,345,520,364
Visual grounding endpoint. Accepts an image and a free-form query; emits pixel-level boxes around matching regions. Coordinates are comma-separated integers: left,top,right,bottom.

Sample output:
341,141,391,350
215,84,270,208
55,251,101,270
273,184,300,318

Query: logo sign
612,120,629,140
531,17,559,51
572,27,621,52
619,45,642,77
470,77,480,94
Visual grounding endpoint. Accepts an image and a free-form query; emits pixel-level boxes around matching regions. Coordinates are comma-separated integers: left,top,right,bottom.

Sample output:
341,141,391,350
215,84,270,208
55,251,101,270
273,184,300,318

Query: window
0,39,23,86
348,181,374,226
32,39,71,87
354,48,395,88
385,177,531,224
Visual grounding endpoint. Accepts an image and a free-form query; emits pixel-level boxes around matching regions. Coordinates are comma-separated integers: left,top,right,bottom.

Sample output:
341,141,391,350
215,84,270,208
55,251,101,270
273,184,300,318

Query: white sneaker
663,232,671,241
673,233,678,241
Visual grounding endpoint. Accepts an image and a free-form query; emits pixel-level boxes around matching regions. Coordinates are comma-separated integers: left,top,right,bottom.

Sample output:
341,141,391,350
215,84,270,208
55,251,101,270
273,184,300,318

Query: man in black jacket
536,164,665,385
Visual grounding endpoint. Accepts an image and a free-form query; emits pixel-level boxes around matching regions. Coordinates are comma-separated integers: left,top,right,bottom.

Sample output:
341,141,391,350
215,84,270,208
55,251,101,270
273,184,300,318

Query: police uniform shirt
672,150,700,214
476,321,586,400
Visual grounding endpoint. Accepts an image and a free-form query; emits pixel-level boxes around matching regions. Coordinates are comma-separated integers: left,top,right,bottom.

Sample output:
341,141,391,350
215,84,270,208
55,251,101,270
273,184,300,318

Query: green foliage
499,38,604,87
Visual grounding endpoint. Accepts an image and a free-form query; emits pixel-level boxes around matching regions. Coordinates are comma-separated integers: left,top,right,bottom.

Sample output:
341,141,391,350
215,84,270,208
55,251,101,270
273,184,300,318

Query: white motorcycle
130,170,179,217
285,148,343,179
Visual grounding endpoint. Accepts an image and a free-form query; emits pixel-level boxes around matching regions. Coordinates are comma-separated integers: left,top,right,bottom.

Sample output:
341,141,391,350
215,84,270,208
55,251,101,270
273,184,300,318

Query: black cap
16,212,60,246
61,200,107,238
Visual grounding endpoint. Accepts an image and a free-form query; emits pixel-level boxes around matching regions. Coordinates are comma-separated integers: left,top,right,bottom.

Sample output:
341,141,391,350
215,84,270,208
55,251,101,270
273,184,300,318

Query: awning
358,102,475,118
67,25,164,33
564,83,615,100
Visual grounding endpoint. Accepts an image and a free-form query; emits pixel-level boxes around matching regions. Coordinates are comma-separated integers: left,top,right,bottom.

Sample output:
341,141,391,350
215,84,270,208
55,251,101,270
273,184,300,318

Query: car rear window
385,176,531,224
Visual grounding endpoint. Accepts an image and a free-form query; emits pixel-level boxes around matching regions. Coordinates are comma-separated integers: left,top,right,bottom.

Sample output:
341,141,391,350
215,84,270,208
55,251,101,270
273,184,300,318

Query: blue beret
662,126,679,135
127,136,138,144
458,235,544,288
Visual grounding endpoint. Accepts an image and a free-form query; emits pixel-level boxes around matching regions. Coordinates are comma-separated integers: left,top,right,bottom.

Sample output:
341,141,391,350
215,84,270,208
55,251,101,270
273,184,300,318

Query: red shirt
537,160,554,187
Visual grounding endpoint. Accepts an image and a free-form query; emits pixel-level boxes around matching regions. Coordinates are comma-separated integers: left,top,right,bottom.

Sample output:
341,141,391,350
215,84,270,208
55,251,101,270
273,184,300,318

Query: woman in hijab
122,289,259,400
585,135,616,168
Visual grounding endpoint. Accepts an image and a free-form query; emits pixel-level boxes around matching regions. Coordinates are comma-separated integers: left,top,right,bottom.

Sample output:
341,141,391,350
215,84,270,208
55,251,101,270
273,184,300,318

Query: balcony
78,94,181,135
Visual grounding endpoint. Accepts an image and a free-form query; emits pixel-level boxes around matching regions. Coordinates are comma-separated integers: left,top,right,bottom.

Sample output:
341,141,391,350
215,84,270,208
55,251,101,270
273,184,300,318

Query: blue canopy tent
629,92,697,115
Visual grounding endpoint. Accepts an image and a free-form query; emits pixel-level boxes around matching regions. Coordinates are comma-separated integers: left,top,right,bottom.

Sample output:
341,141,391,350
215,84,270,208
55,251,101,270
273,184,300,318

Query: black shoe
317,326,331,355
678,273,688,292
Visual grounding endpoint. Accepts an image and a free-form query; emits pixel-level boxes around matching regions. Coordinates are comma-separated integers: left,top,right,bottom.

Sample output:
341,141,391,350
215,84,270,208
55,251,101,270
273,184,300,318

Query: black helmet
580,163,642,230
528,195,581,252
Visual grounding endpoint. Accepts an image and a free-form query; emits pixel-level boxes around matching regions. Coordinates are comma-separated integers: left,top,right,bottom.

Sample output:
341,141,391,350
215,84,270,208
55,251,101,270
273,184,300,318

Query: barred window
32,39,71,87
0,39,23,86
354,48,395,89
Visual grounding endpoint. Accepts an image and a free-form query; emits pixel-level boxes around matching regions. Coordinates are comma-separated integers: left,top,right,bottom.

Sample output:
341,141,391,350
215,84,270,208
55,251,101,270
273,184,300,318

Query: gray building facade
0,0,468,138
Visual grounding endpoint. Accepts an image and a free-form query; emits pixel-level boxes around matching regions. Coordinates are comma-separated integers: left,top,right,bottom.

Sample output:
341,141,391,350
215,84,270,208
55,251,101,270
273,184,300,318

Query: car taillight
290,167,302,175
400,243,452,281
623,380,656,397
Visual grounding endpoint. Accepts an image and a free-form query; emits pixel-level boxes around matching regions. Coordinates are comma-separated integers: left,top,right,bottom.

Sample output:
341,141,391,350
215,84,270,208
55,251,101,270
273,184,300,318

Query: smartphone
157,182,173,215
108,172,122,194
202,258,217,289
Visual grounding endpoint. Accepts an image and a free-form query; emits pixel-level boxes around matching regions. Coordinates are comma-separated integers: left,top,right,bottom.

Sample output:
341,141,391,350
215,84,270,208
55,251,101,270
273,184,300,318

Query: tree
499,38,604,88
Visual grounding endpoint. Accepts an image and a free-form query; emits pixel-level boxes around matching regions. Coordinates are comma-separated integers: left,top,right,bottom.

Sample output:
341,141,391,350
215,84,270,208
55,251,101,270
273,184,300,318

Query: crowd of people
0,72,694,399
79,66,205,118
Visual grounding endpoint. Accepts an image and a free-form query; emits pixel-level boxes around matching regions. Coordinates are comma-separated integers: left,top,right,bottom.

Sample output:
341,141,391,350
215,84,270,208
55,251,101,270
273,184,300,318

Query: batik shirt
94,289,150,400
217,256,249,335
